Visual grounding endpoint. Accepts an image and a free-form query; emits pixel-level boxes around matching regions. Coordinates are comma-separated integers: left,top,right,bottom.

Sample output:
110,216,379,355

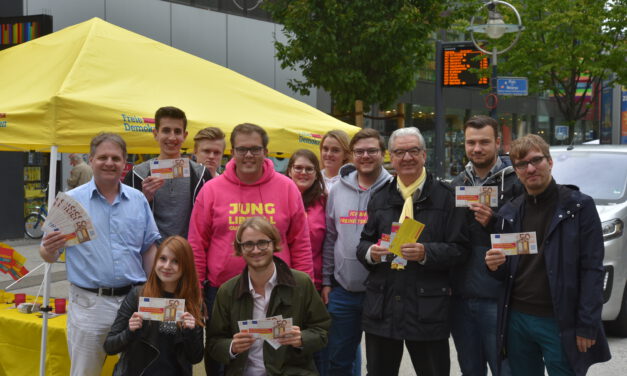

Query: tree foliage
492,0,627,125
263,0,467,112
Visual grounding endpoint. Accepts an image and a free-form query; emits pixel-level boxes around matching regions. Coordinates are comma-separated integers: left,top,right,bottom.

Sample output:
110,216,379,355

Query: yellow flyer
388,217,426,257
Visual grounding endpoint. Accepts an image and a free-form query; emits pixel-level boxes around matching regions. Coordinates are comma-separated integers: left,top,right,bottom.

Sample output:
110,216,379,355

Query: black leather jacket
103,286,204,376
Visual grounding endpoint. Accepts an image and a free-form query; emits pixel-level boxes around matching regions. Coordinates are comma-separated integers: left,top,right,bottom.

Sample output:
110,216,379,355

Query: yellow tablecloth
0,300,117,376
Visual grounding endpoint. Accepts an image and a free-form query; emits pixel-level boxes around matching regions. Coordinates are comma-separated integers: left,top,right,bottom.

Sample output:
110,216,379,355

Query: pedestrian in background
67,153,92,189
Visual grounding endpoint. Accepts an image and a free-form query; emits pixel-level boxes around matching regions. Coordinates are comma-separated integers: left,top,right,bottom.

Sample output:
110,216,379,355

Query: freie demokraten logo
0,113,7,128
298,131,323,145
121,114,155,133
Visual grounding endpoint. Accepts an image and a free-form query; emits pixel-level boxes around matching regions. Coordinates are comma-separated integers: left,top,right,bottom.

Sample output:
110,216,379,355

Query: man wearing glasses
485,134,610,376
189,122,314,375
322,128,392,375
356,127,470,376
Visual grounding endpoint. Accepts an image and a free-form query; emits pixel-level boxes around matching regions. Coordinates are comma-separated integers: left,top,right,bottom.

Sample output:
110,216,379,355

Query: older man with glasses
321,128,392,375
189,123,314,375
356,127,470,376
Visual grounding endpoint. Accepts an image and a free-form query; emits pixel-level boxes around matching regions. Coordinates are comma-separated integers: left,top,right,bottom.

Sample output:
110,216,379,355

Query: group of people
39,106,610,376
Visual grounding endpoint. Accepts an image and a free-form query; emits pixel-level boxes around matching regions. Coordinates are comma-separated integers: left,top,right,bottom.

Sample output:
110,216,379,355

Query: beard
469,154,497,170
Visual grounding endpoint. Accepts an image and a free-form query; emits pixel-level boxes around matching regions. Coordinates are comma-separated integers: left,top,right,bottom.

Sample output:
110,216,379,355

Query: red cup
13,293,26,306
54,298,67,314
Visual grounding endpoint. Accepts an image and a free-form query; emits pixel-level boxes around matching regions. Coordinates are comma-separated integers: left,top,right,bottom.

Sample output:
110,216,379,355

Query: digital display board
442,43,489,87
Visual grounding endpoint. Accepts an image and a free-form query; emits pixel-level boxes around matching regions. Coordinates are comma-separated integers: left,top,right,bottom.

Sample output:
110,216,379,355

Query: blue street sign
497,77,528,96
555,125,569,141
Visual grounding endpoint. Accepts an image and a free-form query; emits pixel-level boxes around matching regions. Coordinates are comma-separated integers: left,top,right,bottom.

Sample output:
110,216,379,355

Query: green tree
263,0,470,114
492,0,627,129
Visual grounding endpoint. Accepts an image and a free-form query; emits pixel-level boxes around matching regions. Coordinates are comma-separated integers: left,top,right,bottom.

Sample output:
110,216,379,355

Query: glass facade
165,0,272,22
380,105,567,179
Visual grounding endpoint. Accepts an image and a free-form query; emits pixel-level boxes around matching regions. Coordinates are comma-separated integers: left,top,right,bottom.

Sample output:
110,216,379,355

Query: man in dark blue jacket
485,134,610,376
450,115,521,376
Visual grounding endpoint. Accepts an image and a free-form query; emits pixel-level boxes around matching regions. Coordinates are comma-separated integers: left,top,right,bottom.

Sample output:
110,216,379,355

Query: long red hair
142,236,204,327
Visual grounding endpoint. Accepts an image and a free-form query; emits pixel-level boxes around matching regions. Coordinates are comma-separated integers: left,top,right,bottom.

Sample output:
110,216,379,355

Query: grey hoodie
322,164,392,292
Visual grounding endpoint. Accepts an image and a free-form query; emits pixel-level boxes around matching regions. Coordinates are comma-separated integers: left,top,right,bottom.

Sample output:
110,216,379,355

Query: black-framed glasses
292,166,315,174
239,239,272,252
234,146,264,156
391,147,423,158
353,148,381,157
513,156,546,171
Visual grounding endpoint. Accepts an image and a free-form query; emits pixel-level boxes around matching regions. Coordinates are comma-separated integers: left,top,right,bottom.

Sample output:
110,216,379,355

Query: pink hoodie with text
189,158,313,287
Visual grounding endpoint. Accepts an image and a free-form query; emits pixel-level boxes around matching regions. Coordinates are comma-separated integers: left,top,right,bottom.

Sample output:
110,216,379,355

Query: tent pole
40,145,58,376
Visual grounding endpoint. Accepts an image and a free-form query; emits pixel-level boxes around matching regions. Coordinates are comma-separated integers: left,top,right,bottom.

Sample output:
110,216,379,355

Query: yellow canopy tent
0,17,358,155
0,18,360,376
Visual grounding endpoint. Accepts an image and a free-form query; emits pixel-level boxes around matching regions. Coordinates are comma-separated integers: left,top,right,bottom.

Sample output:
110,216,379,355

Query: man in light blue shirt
41,133,160,376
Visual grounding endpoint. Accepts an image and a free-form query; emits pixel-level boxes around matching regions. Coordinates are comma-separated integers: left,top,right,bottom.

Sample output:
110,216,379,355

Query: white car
551,145,627,335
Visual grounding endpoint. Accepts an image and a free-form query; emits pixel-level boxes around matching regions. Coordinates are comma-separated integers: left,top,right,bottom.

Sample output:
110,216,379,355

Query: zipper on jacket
139,340,161,376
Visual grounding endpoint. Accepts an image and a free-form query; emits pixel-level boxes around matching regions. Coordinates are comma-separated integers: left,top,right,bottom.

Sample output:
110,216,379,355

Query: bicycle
24,188,48,239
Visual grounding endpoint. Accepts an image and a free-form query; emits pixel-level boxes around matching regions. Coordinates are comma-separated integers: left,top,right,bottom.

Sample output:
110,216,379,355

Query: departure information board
442,43,489,87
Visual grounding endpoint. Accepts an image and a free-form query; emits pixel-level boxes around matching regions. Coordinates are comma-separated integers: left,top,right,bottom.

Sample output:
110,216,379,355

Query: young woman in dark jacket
104,236,204,376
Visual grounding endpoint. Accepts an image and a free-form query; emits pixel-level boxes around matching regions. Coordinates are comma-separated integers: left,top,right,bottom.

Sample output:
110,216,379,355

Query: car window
552,151,627,204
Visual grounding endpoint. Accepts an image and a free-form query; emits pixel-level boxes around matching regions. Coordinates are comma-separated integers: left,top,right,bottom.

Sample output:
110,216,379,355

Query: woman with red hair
104,236,204,376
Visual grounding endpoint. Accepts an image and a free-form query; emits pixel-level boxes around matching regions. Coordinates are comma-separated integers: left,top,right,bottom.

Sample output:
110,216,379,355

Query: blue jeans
507,309,575,376
327,285,364,376
451,296,510,376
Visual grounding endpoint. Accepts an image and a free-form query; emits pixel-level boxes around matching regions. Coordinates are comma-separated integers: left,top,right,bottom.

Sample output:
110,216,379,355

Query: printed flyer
491,232,538,256
43,192,97,246
455,186,498,207
150,158,190,179
138,297,185,322
238,315,293,349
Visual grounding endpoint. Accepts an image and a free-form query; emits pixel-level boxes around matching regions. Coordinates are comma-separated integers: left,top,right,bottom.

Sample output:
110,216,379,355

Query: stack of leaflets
455,186,499,207
138,296,185,322
376,217,426,270
150,158,191,179
491,232,538,255
42,192,97,246
238,315,293,349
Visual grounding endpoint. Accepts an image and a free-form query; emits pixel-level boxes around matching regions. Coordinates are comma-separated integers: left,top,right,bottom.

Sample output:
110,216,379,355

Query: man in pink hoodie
188,122,313,375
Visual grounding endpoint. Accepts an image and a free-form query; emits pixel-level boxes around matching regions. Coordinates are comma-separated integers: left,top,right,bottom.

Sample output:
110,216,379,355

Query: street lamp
467,0,523,118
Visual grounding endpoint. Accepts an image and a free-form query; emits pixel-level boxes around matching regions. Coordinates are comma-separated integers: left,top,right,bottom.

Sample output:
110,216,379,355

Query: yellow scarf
397,167,426,222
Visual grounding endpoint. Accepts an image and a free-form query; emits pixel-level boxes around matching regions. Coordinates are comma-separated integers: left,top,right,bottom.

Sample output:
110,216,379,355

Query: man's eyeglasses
513,156,546,171
292,166,315,174
238,239,272,252
353,148,381,157
234,146,264,156
391,147,423,158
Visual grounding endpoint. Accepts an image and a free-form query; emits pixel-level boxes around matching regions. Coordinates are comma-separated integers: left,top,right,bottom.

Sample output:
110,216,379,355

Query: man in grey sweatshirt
322,128,392,376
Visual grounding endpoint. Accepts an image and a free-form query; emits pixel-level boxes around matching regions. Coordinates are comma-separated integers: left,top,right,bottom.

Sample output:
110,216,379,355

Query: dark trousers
365,333,450,376
204,284,223,376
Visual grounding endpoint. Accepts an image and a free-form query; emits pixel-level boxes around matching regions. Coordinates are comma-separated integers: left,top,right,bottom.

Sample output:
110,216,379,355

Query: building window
164,0,272,22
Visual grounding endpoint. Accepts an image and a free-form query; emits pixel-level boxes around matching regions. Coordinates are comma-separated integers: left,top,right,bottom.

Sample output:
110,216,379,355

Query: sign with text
442,42,489,87
497,77,528,96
